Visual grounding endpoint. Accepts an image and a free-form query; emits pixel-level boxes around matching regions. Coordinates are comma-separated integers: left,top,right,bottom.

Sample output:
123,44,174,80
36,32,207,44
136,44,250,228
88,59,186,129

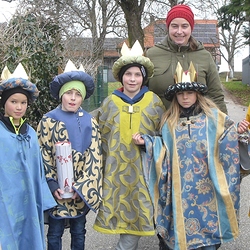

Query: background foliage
0,13,63,128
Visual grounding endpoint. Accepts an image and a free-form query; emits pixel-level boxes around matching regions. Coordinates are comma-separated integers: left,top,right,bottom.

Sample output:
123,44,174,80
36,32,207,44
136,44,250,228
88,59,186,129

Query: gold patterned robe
93,89,165,236
37,106,102,218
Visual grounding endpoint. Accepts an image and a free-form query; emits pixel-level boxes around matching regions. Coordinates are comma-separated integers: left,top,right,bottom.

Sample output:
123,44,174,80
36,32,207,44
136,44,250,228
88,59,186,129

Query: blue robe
0,121,56,250
142,109,241,250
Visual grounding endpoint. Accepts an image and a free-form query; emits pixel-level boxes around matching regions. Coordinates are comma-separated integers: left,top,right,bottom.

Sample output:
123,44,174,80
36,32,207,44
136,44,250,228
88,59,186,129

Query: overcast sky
0,1,18,22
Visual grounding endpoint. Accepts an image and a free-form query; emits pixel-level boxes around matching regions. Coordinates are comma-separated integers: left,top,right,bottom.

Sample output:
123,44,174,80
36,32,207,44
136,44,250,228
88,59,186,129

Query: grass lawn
108,82,121,95
222,81,250,107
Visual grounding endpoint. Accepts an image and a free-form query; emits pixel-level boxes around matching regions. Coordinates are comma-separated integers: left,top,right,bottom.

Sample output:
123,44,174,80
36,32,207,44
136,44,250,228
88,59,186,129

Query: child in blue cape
0,64,56,250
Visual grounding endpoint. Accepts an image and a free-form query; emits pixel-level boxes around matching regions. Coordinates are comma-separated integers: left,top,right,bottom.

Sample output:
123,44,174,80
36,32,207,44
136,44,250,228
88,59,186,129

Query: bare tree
17,0,125,73
113,0,184,48
5,0,242,76
114,0,147,48
195,0,246,77
64,0,122,65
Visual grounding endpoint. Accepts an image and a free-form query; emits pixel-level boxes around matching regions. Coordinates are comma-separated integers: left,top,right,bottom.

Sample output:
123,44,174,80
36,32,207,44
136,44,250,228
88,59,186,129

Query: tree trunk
117,0,146,48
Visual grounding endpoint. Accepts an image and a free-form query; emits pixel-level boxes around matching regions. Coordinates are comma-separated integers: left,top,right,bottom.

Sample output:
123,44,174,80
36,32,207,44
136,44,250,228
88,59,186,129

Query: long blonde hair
160,92,218,131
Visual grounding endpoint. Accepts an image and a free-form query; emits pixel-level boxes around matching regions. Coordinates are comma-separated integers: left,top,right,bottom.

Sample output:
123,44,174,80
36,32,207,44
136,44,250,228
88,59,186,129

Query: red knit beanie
166,4,194,31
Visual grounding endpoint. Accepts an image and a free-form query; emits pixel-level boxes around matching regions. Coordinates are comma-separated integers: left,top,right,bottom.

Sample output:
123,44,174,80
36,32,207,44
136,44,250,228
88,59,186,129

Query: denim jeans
47,212,88,250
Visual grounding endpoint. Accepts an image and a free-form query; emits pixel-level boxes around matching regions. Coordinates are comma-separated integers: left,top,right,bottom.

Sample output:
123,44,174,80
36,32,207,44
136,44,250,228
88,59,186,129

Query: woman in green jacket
147,4,227,249
147,4,227,114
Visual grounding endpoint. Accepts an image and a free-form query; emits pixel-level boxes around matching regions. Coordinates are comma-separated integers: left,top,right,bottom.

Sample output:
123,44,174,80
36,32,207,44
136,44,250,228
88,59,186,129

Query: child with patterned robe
37,61,102,250
133,62,250,250
93,41,166,250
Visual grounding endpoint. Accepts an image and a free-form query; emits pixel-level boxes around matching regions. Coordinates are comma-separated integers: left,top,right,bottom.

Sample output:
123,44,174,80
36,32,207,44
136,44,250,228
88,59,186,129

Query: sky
219,46,249,73
0,1,18,22
0,0,248,72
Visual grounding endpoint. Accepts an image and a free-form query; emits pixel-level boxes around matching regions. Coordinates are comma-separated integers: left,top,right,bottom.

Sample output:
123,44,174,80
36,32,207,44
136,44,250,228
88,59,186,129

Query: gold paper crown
174,62,197,83
1,63,29,81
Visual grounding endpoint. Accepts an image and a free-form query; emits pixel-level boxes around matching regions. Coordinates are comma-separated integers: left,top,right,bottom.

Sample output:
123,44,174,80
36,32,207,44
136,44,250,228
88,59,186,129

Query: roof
65,19,220,58
144,19,220,48
65,37,124,58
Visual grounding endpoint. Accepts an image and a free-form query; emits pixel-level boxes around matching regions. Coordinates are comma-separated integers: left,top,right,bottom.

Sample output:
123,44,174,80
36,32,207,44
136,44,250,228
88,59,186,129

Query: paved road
47,88,250,249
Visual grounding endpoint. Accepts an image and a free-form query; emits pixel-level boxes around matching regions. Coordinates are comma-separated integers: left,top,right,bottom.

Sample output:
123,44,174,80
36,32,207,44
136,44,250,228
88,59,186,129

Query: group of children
0,33,250,250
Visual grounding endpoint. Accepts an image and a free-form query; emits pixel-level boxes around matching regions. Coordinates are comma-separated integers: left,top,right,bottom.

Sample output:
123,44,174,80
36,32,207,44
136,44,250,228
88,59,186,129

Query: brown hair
189,36,199,51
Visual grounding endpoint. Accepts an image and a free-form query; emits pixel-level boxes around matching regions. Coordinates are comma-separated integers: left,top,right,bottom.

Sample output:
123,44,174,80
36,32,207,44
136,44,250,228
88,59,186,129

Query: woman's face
168,18,192,46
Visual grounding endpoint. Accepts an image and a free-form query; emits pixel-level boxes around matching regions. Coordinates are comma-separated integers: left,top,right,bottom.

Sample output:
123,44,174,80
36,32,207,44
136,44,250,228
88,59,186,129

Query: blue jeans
47,213,88,250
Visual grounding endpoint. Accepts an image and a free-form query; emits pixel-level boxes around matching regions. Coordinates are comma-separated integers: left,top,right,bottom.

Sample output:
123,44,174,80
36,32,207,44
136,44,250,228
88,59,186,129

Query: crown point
1,65,11,80
64,60,78,72
120,42,130,56
11,63,29,79
78,64,85,72
130,40,143,56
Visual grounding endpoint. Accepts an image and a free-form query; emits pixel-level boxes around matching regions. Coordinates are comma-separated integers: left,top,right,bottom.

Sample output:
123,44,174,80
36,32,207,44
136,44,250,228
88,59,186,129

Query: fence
82,66,120,112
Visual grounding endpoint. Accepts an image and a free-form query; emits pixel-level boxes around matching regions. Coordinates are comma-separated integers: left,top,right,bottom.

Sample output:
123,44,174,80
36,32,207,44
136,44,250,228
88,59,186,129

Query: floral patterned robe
143,108,241,250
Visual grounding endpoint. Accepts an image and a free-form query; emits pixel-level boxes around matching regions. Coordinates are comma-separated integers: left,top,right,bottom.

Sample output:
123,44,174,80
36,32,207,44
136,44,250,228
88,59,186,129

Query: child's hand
237,119,249,134
71,192,80,200
53,188,64,200
132,132,145,145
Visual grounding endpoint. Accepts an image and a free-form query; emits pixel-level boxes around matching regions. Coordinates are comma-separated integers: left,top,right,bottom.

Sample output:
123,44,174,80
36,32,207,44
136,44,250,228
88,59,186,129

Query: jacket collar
0,113,27,134
156,35,203,52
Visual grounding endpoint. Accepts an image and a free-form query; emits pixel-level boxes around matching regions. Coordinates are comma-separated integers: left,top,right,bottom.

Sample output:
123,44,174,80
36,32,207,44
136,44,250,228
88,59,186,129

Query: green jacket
146,35,227,113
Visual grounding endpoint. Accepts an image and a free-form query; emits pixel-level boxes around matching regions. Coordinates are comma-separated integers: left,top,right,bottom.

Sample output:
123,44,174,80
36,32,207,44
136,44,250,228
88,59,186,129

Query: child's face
61,89,83,113
4,93,28,123
122,66,143,98
176,91,197,108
